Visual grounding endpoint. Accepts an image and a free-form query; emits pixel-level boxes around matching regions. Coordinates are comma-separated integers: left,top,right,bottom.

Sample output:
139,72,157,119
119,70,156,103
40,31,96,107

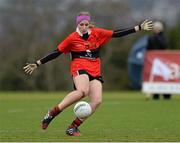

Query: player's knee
77,88,89,97
82,89,89,97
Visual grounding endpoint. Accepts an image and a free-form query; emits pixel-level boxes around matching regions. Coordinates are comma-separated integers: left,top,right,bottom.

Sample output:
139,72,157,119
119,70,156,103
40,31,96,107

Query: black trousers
153,94,171,99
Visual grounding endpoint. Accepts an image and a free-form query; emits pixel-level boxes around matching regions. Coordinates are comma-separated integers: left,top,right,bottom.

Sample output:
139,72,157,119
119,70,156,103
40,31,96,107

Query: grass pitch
0,91,180,142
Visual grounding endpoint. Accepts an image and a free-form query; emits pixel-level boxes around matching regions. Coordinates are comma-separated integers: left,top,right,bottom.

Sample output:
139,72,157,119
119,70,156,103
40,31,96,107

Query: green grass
0,91,180,142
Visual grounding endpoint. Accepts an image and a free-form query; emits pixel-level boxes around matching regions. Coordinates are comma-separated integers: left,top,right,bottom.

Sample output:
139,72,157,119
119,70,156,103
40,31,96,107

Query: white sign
142,82,180,94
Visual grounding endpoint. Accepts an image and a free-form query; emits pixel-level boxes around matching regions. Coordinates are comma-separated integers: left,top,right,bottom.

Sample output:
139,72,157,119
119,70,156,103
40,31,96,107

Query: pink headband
76,15,91,25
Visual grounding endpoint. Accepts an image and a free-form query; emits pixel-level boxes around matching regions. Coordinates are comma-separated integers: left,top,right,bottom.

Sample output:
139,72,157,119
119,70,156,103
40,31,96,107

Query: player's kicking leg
41,75,89,129
41,89,84,130
41,89,86,130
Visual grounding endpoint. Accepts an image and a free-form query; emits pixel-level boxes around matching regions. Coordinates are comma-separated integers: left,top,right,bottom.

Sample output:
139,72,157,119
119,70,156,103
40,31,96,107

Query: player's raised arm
112,19,153,38
23,49,62,75
23,31,72,75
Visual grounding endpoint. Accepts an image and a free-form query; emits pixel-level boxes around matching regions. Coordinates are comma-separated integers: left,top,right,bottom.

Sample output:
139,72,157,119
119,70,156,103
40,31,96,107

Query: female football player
23,11,153,136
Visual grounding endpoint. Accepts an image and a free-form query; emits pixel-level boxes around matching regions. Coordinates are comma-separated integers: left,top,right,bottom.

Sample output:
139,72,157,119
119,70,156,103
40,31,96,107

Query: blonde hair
77,11,91,17
153,21,164,32
77,11,95,28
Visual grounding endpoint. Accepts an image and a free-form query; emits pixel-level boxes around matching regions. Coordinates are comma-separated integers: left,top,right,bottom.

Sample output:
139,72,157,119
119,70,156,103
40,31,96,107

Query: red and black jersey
58,28,113,53
57,28,113,77
39,26,136,77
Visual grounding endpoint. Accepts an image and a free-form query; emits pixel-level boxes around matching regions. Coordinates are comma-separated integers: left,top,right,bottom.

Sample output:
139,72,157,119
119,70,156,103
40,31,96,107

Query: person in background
147,21,172,100
23,11,153,136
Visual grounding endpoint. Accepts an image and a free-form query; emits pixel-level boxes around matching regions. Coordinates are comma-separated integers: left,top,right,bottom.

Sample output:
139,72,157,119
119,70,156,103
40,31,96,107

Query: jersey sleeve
95,28,113,46
57,35,72,54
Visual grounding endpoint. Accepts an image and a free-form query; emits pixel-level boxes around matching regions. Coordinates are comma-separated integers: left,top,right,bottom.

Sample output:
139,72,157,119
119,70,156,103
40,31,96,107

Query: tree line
0,0,179,91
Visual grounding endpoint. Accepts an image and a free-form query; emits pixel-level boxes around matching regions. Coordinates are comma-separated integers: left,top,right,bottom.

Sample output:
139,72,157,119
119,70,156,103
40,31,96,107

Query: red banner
142,50,180,94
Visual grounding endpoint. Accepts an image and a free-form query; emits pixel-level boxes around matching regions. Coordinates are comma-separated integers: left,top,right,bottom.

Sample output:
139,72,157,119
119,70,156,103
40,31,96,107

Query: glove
140,20,153,31
23,63,38,75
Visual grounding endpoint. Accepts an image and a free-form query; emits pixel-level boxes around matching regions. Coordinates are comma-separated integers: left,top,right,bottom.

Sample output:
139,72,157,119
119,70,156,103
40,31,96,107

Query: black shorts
73,70,104,90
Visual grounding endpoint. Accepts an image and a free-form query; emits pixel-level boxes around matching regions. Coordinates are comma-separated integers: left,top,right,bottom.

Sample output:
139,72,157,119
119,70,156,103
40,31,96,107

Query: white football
74,101,92,119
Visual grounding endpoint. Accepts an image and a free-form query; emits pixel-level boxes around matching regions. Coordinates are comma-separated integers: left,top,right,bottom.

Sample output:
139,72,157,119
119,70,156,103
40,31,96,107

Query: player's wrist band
35,62,39,67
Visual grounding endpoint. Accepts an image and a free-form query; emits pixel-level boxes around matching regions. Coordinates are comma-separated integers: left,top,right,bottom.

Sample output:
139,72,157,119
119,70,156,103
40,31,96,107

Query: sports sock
49,106,62,117
70,117,83,128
